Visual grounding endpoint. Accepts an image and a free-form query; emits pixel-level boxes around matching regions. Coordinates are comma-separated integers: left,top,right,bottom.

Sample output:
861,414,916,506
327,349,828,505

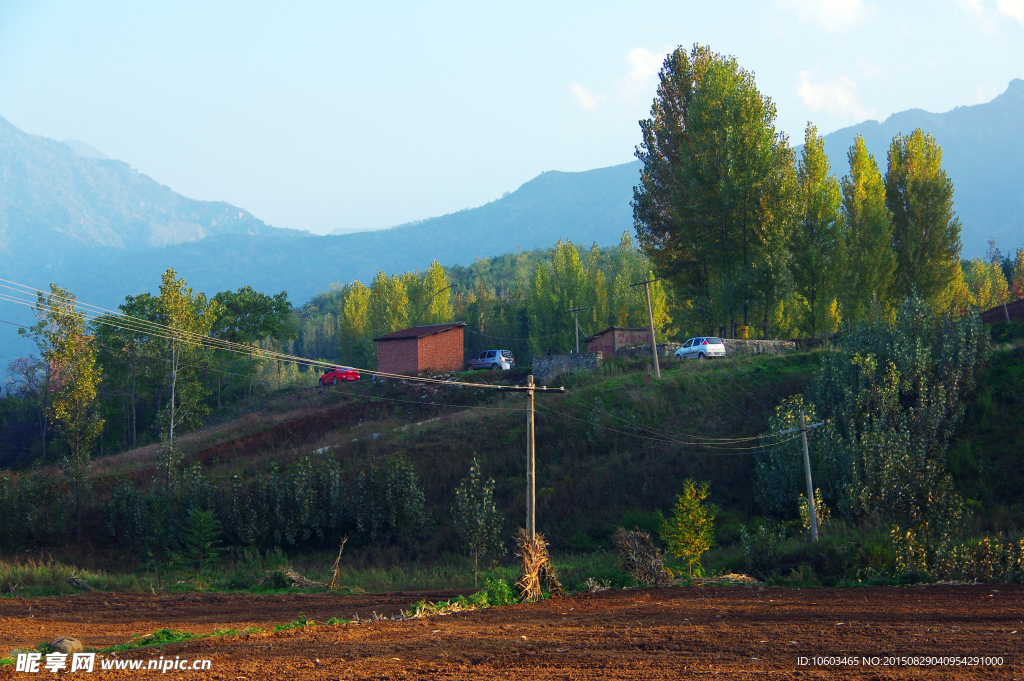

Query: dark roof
373,322,466,342
582,326,652,343
980,299,1024,324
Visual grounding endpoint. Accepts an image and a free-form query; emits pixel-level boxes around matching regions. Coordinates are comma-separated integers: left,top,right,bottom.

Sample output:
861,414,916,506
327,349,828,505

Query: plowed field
2,585,1021,679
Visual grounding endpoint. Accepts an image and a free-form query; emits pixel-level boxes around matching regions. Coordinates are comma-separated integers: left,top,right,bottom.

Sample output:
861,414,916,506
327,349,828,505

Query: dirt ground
1,584,1021,679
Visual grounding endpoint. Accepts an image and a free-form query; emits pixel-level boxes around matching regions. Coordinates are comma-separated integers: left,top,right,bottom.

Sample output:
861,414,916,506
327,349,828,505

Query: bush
740,523,785,579
482,577,517,607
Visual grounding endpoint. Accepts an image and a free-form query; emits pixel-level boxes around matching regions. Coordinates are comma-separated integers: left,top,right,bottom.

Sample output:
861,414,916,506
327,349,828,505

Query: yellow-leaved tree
22,285,104,541
660,479,718,577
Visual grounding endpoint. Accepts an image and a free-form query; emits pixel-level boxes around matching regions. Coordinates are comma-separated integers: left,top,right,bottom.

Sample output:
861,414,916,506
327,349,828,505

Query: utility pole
566,306,590,354
526,374,535,538
800,409,819,542
501,376,565,540
631,278,661,379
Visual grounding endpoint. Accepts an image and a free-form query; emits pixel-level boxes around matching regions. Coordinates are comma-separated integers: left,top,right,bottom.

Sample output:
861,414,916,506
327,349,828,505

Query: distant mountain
818,78,1024,258
40,162,641,310
0,115,302,271
61,140,110,160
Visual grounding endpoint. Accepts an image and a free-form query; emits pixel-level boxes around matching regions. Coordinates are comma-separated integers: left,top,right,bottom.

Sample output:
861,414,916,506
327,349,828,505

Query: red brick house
374,322,466,375
584,327,653,355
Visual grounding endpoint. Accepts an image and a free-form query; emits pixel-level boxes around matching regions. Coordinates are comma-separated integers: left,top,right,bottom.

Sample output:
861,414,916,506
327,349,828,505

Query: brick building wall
586,327,652,354
376,337,419,375
375,324,466,375
417,326,464,372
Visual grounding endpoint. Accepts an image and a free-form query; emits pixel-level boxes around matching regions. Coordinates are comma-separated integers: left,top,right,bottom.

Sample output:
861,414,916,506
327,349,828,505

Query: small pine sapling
660,479,718,577
453,457,505,587
171,507,226,590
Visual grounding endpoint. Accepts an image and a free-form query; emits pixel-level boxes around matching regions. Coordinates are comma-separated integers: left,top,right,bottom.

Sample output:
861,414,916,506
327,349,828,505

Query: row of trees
311,235,671,369
3,271,294,472
633,44,1007,339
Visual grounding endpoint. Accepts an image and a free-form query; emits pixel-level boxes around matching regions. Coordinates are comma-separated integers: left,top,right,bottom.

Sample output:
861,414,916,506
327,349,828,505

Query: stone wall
614,343,682,360
530,351,603,386
722,339,796,356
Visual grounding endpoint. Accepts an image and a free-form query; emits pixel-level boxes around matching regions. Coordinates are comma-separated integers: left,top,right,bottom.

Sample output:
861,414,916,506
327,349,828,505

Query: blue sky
1,0,1022,235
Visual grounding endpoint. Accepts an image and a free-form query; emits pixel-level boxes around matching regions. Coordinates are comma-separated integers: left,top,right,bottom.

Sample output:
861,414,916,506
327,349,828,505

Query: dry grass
514,528,563,602
612,527,673,586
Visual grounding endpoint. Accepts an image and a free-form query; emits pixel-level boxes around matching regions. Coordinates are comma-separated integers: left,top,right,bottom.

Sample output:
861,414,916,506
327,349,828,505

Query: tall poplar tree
156,269,218,495
839,135,895,325
791,124,841,337
633,44,796,335
885,130,963,307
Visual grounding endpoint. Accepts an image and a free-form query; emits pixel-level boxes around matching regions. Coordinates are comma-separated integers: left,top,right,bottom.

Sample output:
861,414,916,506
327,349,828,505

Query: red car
320,366,360,385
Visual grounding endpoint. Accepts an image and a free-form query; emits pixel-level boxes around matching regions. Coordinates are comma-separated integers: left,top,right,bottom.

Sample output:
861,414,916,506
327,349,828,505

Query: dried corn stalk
515,528,563,602
278,566,325,589
612,527,673,585
325,536,348,591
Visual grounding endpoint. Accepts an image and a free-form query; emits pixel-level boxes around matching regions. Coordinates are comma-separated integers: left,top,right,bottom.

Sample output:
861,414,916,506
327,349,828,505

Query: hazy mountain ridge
0,115,301,260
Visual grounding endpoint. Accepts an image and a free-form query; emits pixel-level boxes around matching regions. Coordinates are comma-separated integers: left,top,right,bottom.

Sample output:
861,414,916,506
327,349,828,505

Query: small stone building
584,327,653,355
374,322,466,375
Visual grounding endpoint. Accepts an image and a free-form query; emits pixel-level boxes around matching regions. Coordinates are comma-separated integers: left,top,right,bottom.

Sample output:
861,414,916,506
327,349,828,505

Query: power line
0,279,529,391
560,388,775,443
533,402,799,452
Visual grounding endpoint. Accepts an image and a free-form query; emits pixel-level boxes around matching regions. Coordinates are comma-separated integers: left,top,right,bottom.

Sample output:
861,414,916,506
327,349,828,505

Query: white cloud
995,0,1024,25
569,47,669,112
975,84,998,103
780,0,874,32
617,47,667,101
856,58,882,78
954,0,1024,29
797,71,875,120
569,84,604,111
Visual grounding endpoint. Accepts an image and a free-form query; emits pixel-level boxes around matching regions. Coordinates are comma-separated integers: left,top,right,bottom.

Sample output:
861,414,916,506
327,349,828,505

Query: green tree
367,270,410,339
633,44,796,336
660,479,717,577
415,260,454,325
171,507,226,590
453,457,505,587
791,123,842,337
885,130,963,307
212,286,293,397
839,135,896,325
338,281,374,368
756,296,987,529
155,269,219,495
22,285,104,540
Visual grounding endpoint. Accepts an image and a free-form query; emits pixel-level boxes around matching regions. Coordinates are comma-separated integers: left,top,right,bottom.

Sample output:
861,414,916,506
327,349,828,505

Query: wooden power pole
800,409,819,542
631,278,661,379
503,375,565,540
526,374,536,538
566,306,590,354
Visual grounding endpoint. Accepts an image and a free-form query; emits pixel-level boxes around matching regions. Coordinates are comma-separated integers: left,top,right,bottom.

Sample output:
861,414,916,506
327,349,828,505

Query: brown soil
2,585,1021,679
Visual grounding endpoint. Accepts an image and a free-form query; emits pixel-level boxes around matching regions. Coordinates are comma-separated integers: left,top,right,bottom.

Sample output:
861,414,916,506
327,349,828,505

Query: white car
675,336,726,360
466,349,515,370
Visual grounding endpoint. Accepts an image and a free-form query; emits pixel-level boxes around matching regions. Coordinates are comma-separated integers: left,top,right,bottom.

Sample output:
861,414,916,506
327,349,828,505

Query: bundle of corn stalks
515,528,563,601
277,566,325,590
612,527,673,586
325,536,348,591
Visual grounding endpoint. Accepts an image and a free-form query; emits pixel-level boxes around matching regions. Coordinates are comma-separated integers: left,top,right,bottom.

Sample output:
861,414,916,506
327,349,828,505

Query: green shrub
482,577,517,607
